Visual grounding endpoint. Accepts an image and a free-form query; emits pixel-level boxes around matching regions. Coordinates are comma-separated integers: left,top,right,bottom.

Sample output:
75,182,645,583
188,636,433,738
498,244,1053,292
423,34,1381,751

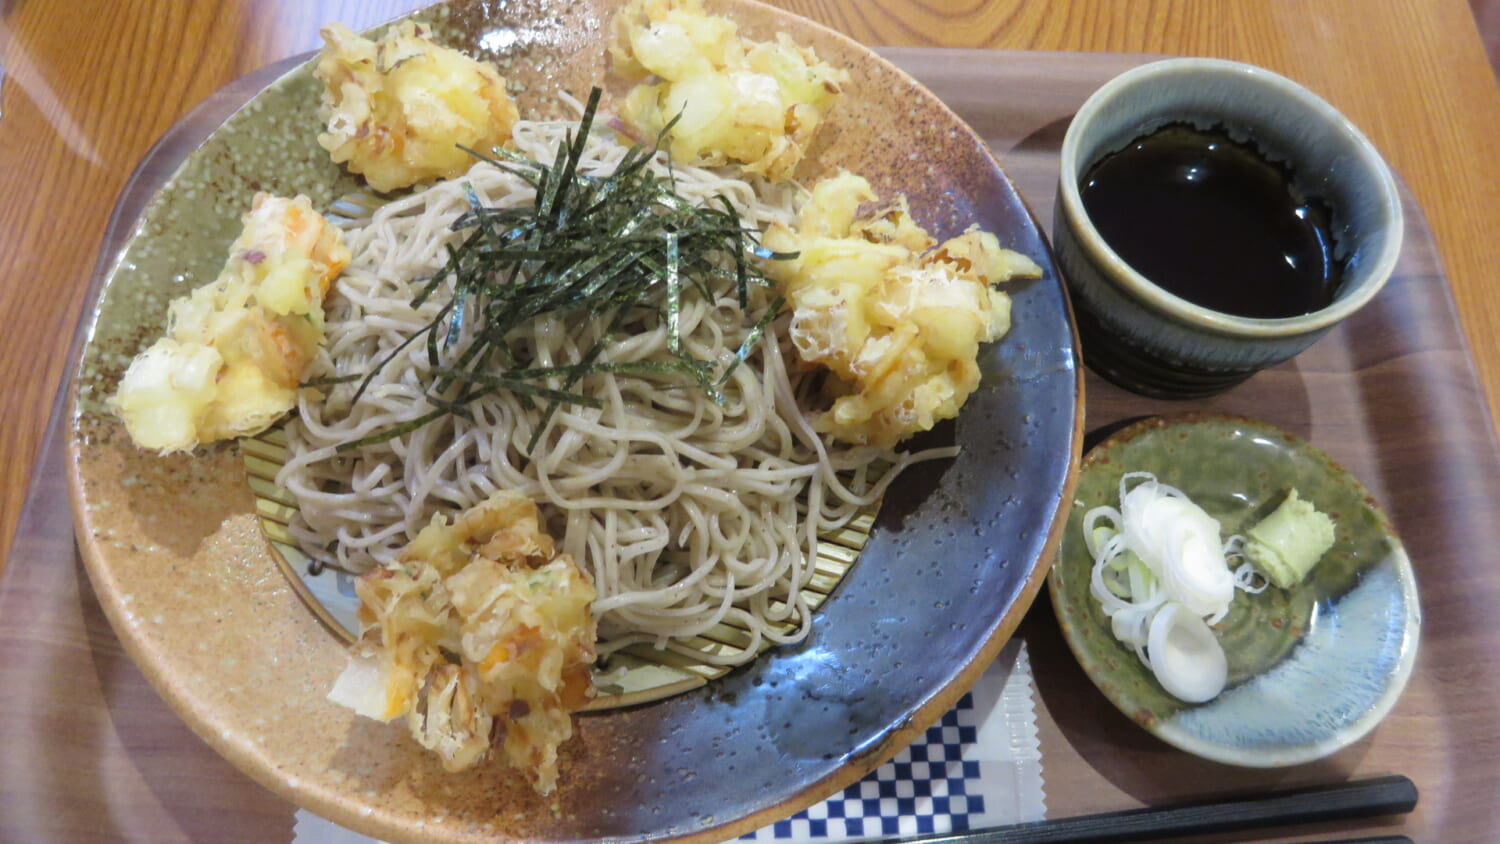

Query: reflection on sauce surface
1081,123,1343,319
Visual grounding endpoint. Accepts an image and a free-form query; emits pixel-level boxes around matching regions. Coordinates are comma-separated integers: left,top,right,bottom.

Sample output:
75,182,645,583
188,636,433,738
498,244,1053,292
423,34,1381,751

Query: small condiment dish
1054,58,1404,398
1049,413,1420,767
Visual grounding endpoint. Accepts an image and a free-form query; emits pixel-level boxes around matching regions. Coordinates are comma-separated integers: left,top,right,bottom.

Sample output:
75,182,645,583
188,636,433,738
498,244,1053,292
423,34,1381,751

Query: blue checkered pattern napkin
737,639,1044,843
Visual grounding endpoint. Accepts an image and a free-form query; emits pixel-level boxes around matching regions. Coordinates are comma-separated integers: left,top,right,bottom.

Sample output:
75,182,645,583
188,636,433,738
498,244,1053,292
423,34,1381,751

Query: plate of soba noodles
66,0,1082,840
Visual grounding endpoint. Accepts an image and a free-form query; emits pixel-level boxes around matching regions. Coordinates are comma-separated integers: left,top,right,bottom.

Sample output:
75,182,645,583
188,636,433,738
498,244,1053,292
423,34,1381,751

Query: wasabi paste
1244,489,1336,589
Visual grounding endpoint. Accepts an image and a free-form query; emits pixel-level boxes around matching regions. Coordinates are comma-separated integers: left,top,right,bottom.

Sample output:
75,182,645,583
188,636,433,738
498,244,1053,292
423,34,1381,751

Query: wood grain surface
4,1,1500,842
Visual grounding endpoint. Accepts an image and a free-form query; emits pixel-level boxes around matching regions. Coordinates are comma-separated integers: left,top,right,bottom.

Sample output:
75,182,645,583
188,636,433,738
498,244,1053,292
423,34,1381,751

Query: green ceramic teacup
1054,58,1403,398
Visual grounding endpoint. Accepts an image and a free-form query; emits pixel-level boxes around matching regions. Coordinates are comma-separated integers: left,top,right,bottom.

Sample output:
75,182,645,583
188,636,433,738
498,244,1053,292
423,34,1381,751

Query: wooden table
4,1,1500,841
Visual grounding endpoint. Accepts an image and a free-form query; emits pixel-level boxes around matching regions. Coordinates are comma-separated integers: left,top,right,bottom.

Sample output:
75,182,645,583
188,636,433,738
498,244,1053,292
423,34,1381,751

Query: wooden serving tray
884,48,1500,838
3,49,1497,842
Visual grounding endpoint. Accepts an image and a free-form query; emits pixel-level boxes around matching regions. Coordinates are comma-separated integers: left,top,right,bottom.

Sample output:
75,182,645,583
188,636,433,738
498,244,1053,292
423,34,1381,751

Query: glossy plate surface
66,1,1081,840
1050,412,1419,767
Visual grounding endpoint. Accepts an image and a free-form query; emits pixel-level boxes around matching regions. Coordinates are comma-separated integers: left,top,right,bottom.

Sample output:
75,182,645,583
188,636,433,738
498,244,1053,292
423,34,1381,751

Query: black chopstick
866,774,1417,844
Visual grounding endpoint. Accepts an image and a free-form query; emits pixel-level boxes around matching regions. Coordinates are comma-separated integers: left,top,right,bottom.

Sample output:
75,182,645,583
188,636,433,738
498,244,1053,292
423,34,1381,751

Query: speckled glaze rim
1057,58,1404,338
1048,412,1421,767
63,2,1083,841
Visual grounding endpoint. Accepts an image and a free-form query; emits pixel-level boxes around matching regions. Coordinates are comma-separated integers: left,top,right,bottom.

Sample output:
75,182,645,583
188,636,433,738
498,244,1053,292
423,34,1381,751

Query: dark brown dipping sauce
1080,123,1342,319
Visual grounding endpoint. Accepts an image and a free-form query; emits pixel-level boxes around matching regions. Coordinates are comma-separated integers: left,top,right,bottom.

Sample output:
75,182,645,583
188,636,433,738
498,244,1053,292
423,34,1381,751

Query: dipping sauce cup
1054,58,1404,398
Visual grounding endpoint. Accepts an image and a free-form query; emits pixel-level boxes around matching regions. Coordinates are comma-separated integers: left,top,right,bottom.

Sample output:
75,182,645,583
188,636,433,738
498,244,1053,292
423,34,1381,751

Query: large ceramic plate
66,1,1081,841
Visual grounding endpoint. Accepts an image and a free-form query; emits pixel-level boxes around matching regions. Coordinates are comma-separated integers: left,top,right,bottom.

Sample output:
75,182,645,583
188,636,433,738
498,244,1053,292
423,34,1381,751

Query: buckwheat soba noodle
276,112,954,665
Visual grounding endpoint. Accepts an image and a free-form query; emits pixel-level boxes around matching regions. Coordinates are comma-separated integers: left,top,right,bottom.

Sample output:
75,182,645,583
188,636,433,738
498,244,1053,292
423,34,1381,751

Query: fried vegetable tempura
762,172,1042,448
328,492,597,796
110,194,350,453
610,0,848,181
315,21,520,193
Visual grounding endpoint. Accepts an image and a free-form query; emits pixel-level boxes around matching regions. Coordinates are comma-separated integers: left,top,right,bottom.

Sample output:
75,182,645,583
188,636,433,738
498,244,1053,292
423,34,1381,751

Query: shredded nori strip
337,88,790,454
